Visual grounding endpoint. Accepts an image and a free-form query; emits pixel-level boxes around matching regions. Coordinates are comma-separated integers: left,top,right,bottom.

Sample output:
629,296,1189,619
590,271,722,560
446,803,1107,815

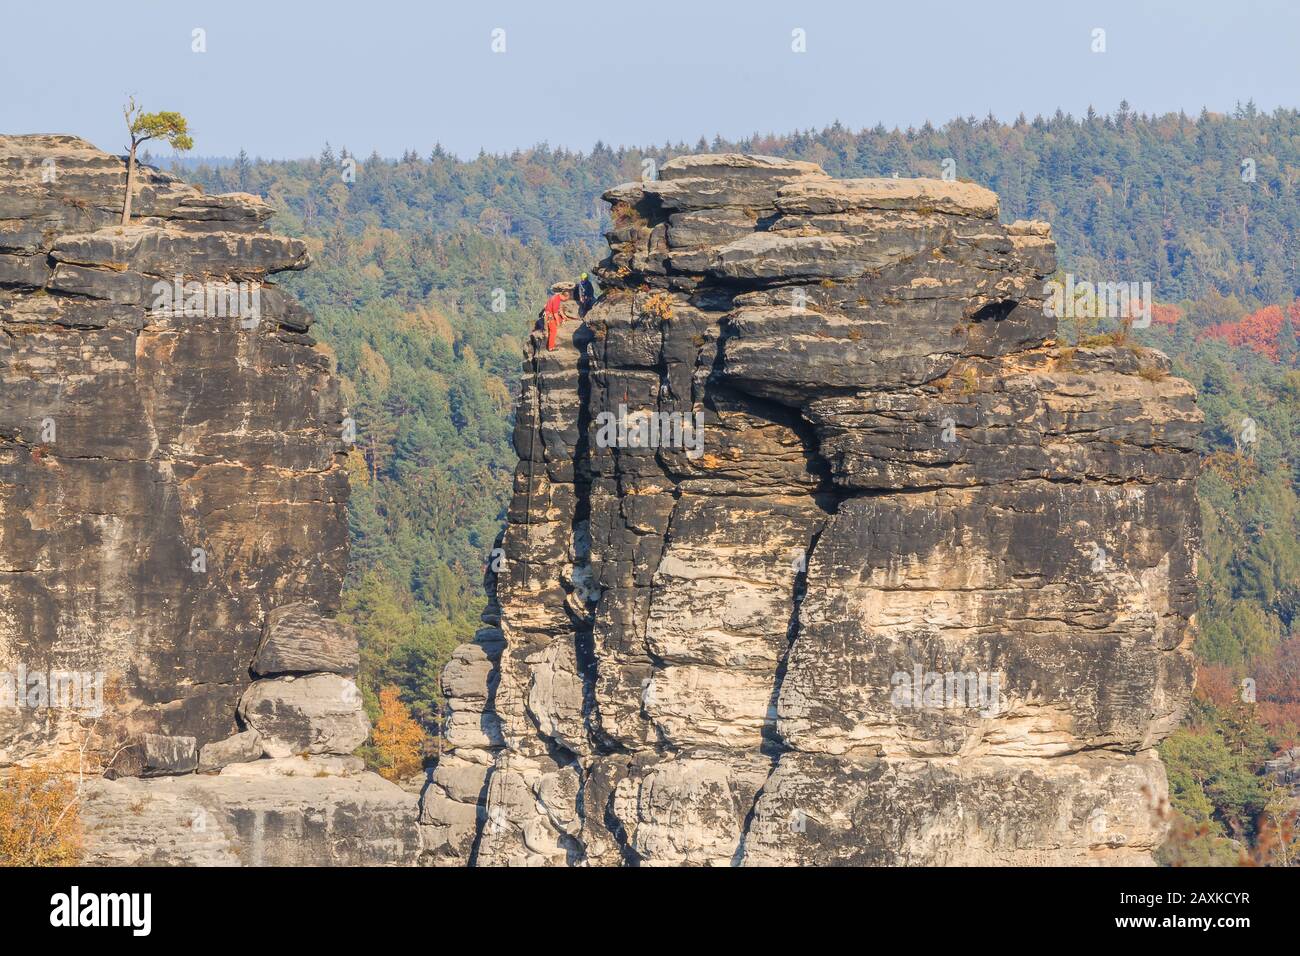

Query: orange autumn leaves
371,686,425,782
1197,639,1300,747
0,765,82,866
1150,302,1183,327
1202,301,1300,363
1128,298,1296,364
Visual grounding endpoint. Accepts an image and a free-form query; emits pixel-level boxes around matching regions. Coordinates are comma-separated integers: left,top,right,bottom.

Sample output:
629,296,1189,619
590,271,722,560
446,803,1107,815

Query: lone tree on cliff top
120,96,193,226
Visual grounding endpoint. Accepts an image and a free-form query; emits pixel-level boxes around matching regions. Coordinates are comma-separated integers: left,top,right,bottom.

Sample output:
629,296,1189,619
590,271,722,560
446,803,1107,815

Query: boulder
197,730,264,773
237,674,369,758
80,771,420,866
139,734,198,777
774,175,999,218
218,754,365,778
252,604,359,677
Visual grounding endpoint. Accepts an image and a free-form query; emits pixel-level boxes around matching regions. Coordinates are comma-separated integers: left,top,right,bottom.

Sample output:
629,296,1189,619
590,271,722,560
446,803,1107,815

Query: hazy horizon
4,0,1299,161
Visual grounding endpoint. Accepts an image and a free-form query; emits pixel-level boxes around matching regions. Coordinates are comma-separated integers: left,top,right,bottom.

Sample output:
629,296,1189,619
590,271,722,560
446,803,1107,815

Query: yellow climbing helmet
580,272,588,280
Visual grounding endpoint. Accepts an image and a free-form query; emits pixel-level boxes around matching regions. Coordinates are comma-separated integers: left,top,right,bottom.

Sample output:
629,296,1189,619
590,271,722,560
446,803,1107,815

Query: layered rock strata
420,154,1202,866
0,135,417,865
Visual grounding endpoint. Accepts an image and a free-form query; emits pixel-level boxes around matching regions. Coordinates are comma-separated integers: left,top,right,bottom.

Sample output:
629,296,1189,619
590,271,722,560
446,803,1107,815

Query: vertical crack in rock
422,153,1203,866
733,515,830,865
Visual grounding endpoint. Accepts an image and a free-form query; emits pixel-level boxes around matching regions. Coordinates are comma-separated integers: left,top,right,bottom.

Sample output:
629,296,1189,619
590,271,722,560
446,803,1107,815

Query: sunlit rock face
0,135,417,866
421,153,1201,867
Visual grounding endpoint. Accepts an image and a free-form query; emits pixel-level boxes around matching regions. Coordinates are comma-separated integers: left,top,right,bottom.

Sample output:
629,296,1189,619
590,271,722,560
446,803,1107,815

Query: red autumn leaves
1202,301,1300,362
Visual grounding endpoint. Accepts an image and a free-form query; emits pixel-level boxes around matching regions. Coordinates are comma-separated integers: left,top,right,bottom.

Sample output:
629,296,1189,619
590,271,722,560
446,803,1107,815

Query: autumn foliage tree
1202,300,1300,363
0,765,82,866
370,686,425,782
1255,636,1300,743
1150,303,1184,326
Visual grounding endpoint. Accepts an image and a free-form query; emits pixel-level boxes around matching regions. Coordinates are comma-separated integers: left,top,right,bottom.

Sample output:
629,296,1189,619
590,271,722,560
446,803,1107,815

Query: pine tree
1279,315,1298,367
235,148,251,192
119,98,193,225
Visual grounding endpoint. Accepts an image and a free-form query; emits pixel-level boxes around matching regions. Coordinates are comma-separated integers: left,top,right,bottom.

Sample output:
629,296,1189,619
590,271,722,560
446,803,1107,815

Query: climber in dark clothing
574,272,595,317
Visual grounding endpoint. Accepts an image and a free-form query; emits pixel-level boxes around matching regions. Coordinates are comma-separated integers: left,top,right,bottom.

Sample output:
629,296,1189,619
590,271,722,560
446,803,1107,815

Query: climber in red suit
543,291,567,351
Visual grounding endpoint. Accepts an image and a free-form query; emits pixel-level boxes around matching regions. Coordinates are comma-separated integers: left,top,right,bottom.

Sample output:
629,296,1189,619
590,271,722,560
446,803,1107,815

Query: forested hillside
180,103,1300,861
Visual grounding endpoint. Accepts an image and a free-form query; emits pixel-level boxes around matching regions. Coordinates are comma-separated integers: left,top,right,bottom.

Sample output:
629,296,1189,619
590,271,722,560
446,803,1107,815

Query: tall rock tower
0,135,418,865
420,155,1202,866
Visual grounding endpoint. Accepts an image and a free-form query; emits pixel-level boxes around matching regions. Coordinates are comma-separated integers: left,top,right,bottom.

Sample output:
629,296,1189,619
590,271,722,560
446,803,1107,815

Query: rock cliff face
1,138,1200,867
0,135,417,865
420,154,1202,866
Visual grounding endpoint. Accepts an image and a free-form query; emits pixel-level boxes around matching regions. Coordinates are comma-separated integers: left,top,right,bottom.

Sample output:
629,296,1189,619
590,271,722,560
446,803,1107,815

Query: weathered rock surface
197,730,263,773
238,674,370,757
0,135,346,762
139,734,199,777
81,769,420,866
0,135,415,865
252,604,360,677
420,154,1201,866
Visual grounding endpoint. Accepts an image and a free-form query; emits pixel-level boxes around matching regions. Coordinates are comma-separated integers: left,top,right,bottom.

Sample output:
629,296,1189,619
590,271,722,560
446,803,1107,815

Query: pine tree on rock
120,97,193,226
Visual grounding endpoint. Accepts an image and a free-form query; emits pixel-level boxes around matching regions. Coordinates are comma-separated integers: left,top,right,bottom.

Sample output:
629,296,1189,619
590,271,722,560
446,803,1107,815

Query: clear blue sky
2,0,1294,160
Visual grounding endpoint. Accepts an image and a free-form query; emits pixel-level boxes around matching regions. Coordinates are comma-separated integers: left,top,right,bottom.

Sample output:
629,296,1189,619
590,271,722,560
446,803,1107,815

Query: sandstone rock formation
0,136,1200,868
420,154,1202,866
0,135,417,865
